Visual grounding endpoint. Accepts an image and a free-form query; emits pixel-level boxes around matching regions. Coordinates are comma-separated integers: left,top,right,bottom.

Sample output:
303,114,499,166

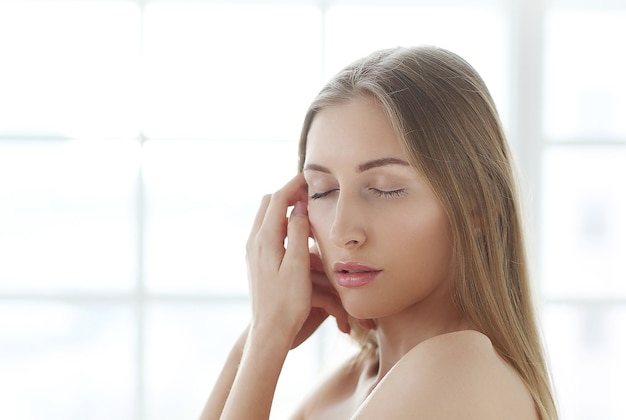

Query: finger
247,194,271,248
310,251,325,273
259,174,307,245
311,291,350,333
310,262,338,296
283,201,310,268
252,194,272,232
357,318,377,330
291,308,329,349
336,318,351,335
310,271,336,295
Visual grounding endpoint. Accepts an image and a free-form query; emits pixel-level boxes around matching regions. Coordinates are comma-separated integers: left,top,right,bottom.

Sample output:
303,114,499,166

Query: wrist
247,321,296,353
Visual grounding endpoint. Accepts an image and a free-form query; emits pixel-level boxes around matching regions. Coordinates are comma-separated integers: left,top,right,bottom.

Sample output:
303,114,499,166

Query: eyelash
371,188,407,199
310,190,337,200
309,188,406,200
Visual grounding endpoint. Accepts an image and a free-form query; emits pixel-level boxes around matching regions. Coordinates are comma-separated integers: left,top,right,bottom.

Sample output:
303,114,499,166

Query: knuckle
246,232,262,254
273,183,294,202
288,216,307,233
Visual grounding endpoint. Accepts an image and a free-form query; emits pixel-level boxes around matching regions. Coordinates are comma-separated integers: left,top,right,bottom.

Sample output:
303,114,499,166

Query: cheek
307,205,334,257
308,204,330,236
390,208,453,259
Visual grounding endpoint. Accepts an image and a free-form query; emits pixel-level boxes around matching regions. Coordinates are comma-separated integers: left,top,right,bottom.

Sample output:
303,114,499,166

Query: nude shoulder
353,330,538,420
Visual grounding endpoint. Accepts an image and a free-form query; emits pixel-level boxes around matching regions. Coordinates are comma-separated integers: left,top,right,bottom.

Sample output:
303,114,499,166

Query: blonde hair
297,46,557,419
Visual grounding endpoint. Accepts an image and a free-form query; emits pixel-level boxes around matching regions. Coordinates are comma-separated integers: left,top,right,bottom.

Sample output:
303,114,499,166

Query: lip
333,261,381,288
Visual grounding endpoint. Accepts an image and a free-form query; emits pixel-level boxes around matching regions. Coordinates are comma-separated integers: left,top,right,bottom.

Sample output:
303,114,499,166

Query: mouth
333,261,381,288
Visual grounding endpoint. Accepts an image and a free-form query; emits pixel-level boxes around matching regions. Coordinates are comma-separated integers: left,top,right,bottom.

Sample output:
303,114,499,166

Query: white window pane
145,301,250,420
0,140,139,293
541,147,626,299
143,296,360,420
143,140,296,294
145,300,328,420
0,302,136,420
143,4,322,140
543,304,626,420
0,1,141,138
544,10,626,140
324,6,509,127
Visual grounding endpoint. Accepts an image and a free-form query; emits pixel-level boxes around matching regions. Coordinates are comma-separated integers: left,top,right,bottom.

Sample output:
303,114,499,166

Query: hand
291,250,350,348
246,174,349,346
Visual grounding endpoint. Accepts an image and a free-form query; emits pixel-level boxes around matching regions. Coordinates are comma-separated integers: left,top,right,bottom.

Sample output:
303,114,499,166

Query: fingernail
292,201,307,216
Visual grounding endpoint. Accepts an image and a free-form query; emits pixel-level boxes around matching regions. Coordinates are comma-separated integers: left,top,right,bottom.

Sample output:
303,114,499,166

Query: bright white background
0,0,624,419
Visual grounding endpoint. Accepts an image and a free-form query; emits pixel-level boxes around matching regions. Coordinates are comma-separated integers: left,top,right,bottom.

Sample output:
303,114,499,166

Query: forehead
305,96,407,163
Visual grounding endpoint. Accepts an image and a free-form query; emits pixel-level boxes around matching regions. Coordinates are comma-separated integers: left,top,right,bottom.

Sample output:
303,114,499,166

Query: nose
329,192,367,249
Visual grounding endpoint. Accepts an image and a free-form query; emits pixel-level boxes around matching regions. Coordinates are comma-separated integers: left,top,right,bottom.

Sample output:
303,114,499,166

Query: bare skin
292,331,537,419
200,96,538,420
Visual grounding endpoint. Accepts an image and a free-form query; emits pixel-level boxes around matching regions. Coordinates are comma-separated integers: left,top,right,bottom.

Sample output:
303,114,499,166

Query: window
540,2,626,418
0,1,624,419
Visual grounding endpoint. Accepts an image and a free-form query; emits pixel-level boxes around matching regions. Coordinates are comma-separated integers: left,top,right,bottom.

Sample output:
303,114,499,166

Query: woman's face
303,96,455,321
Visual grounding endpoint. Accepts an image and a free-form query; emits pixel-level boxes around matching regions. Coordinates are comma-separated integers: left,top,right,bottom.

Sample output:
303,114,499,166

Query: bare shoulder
353,330,538,420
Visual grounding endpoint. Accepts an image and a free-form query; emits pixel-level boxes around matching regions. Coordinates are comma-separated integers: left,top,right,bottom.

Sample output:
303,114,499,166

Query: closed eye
370,188,407,198
310,189,338,200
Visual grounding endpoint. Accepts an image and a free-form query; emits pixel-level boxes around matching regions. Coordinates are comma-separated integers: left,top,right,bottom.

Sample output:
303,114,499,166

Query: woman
200,46,558,419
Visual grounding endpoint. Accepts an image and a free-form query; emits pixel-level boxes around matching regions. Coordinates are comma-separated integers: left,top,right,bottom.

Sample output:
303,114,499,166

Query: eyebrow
303,157,410,174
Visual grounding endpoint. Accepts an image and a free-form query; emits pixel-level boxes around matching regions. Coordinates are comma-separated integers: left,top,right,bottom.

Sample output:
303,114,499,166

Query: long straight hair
297,46,557,419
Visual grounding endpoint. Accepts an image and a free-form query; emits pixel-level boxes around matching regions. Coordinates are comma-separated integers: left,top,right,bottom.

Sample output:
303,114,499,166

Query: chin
342,298,387,321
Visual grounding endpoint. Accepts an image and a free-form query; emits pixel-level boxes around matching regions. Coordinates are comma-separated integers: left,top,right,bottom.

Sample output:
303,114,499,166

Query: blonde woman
200,46,558,420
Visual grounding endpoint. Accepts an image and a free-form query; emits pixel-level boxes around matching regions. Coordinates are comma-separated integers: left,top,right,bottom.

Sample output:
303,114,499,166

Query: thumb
284,201,310,266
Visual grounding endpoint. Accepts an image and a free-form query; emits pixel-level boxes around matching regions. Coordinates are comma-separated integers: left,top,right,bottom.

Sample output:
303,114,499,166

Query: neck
372,295,470,382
